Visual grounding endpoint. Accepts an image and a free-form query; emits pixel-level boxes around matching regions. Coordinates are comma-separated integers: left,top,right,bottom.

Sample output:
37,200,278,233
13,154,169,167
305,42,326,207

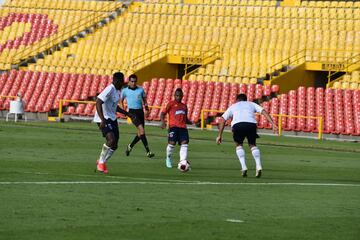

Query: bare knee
137,125,145,135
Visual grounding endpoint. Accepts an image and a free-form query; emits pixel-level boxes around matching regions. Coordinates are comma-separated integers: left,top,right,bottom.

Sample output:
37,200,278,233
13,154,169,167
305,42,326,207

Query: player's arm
160,112,166,129
142,90,150,117
160,104,169,129
217,108,231,144
96,98,106,129
261,109,278,133
116,105,136,121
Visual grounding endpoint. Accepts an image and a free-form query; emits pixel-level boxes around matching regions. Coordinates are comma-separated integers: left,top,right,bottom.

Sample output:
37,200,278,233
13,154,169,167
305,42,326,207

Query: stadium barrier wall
200,109,323,140
57,99,161,122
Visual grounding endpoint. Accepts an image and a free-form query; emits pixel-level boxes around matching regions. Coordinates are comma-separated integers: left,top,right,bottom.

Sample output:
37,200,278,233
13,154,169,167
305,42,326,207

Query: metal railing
200,109,323,140
326,53,360,87
57,99,161,120
267,49,307,79
183,44,221,79
268,48,360,81
0,95,17,100
2,2,123,67
126,43,169,73
126,43,221,75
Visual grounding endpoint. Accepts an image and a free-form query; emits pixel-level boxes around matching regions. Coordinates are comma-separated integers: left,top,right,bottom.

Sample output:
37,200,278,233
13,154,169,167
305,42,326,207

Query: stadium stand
0,0,124,70
0,0,359,138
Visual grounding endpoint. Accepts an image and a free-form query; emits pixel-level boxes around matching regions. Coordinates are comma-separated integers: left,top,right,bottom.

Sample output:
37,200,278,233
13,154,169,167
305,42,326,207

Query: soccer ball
177,160,190,172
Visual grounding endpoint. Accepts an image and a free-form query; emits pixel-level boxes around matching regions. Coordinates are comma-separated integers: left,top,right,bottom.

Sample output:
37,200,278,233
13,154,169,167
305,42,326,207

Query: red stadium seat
286,90,297,131
209,82,223,116
146,78,158,107
219,82,230,112
202,81,215,120
186,80,198,120
228,83,238,106
324,88,335,134
296,86,306,131
149,78,166,120
305,87,316,132
259,101,270,129
279,93,288,130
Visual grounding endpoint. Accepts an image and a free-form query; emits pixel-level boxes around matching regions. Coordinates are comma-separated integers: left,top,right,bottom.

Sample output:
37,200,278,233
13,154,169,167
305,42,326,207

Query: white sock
251,146,262,170
99,144,110,163
166,144,175,160
236,146,247,170
179,144,188,161
104,148,115,163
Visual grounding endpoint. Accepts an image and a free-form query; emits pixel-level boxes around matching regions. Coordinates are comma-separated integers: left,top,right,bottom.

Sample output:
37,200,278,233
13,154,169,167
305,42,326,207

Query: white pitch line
19,171,194,183
4,171,360,187
226,219,244,223
0,181,360,187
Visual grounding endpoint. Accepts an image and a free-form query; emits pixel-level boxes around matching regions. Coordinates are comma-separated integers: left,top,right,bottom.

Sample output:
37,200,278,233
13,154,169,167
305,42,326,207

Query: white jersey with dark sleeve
93,84,120,123
222,101,264,127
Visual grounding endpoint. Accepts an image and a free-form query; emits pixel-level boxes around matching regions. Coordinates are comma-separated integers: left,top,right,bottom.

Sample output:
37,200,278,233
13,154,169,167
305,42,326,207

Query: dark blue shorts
168,127,189,145
97,119,119,141
232,122,259,145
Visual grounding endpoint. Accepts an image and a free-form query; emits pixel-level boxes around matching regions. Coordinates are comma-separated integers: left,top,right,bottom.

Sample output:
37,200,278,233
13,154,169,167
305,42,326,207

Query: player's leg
137,124,154,158
137,111,154,158
247,123,262,178
232,123,247,177
125,109,140,156
97,120,119,174
179,128,189,162
166,128,177,168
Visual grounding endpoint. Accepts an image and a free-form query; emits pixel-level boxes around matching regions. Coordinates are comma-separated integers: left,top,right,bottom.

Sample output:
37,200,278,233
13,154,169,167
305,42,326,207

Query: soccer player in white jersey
216,93,278,178
93,72,135,174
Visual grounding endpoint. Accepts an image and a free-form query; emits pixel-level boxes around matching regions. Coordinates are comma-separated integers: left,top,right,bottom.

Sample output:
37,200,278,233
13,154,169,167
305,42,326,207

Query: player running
93,72,135,174
160,88,190,168
216,93,278,178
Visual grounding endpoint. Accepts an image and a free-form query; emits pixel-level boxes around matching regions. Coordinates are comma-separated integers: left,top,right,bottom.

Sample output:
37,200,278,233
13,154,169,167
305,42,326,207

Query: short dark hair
113,72,124,82
175,88,183,94
129,74,137,81
236,93,247,101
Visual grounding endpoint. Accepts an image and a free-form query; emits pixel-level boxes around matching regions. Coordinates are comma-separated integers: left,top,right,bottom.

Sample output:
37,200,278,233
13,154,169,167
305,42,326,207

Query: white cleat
255,170,262,178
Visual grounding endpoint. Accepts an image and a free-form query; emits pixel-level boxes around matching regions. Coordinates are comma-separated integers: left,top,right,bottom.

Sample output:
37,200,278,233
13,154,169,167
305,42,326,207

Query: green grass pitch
0,121,359,240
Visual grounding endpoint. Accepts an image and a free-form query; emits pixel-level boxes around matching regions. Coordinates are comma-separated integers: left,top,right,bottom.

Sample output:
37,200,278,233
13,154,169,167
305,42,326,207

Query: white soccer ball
177,160,190,172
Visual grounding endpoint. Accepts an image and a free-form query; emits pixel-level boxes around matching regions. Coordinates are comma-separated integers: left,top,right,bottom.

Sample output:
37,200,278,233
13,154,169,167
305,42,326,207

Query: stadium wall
134,57,178,84
271,63,315,93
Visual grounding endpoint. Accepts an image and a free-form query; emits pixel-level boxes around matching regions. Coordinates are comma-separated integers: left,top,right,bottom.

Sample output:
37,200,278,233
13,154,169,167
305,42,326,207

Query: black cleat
125,144,132,156
242,170,248,178
256,170,262,178
147,151,155,158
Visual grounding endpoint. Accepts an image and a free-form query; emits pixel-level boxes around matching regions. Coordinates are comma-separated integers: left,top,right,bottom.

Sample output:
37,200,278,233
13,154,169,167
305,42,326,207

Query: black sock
140,134,150,152
130,135,140,148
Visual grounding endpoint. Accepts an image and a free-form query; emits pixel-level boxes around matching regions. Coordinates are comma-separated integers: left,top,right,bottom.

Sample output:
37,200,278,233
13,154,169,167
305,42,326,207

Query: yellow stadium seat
352,71,360,82
350,82,358,90
211,75,218,82
204,75,211,82
341,82,350,89
189,74,196,81
332,81,341,89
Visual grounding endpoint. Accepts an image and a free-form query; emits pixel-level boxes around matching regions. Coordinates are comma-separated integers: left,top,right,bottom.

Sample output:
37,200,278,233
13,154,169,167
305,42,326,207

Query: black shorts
97,119,119,141
129,109,145,127
168,127,189,145
232,122,259,145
